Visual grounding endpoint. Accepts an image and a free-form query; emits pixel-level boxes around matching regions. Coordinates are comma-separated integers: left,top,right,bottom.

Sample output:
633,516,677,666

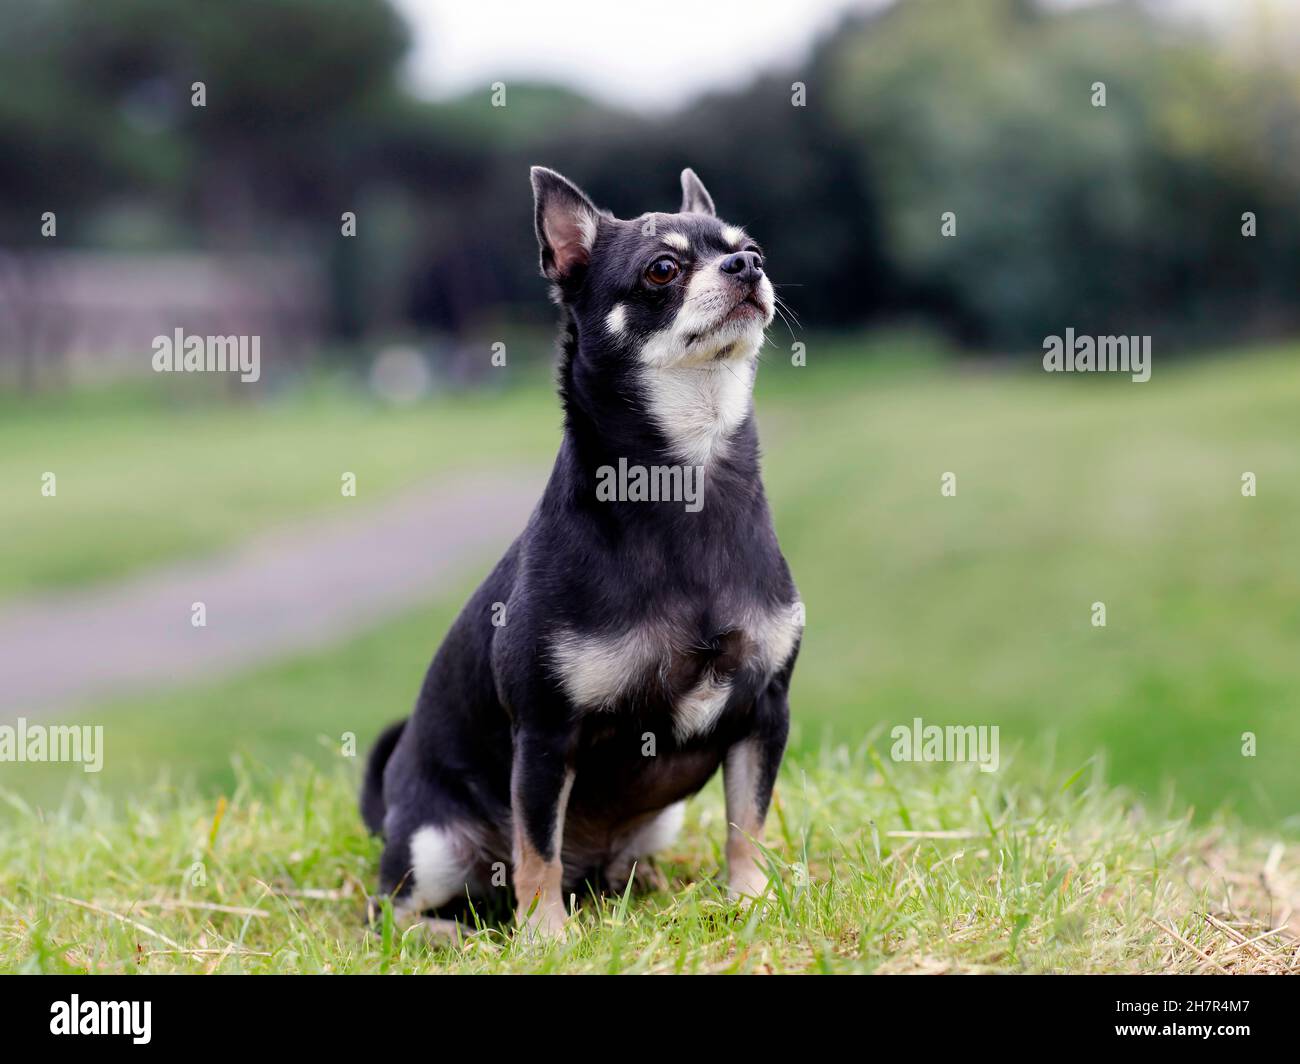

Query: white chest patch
547,600,802,740
642,360,756,467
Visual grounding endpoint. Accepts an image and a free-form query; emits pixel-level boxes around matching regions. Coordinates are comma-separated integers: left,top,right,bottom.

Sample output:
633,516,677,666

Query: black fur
362,167,800,918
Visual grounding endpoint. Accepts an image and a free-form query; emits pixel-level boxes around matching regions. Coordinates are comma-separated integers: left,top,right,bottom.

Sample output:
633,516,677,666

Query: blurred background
0,0,1296,827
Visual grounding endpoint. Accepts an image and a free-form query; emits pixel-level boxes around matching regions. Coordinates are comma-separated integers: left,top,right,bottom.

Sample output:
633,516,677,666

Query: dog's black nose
720,251,763,283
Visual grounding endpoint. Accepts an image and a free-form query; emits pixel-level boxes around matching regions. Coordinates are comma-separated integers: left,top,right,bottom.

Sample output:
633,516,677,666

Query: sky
388,0,1265,113
389,0,888,112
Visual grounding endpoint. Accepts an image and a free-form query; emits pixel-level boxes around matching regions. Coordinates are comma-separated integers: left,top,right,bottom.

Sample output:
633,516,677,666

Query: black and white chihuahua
361,167,801,937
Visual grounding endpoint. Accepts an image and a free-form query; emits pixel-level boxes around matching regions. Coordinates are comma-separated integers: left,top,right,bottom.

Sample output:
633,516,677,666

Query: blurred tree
4,0,1299,359
0,0,408,242
822,0,1300,347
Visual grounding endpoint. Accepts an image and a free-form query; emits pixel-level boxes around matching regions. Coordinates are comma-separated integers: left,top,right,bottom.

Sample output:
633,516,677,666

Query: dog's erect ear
531,166,600,282
679,168,716,216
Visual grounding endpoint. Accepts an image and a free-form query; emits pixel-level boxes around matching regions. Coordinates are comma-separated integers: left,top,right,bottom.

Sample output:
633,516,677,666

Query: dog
361,166,802,938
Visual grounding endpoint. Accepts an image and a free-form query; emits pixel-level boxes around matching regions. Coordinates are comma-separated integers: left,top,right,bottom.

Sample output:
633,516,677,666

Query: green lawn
2,751,1292,974
760,342,1300,828
0,371,558,599
2,340,1299,973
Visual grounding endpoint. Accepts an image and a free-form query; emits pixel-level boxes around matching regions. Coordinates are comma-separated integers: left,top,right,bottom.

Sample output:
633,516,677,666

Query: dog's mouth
724,294,768,322
676,291,771,364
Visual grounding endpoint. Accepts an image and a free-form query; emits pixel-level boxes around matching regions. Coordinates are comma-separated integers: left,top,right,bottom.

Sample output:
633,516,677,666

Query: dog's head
530,166,775,371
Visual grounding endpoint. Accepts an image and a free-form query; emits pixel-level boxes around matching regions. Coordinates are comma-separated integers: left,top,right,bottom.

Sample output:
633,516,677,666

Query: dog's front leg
510,721,575,939
724,675,792,900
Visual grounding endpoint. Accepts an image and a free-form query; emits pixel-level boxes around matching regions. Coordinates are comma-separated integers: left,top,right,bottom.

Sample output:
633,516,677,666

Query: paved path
0,469,543,718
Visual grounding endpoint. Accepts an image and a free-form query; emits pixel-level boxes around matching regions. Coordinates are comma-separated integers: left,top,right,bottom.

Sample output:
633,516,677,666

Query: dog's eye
645,257,680,285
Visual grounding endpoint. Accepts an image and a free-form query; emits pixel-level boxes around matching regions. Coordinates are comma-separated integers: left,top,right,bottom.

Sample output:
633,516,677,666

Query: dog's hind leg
379,819,484,924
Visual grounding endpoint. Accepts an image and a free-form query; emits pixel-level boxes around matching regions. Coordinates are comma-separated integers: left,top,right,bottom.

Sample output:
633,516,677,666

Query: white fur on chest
547,601,801,741
641,360,755,467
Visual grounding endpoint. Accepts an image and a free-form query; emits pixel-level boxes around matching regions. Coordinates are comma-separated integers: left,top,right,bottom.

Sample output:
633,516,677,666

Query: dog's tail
360,719,406,835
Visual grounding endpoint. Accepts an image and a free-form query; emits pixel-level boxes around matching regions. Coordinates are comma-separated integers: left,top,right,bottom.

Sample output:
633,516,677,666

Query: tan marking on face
662,231,689,253
722,225,746,248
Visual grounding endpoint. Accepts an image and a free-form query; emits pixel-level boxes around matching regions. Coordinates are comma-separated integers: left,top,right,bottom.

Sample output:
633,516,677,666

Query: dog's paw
410,917,468,945
517,899,570,943
726,862,774,903
632,859,669,893
605,856,668,895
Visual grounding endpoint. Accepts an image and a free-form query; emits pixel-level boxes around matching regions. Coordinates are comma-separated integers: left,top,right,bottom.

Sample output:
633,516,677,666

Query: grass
0,370,557,599
3,337,1299,973
758,340,1300,826
2,748,1295,974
